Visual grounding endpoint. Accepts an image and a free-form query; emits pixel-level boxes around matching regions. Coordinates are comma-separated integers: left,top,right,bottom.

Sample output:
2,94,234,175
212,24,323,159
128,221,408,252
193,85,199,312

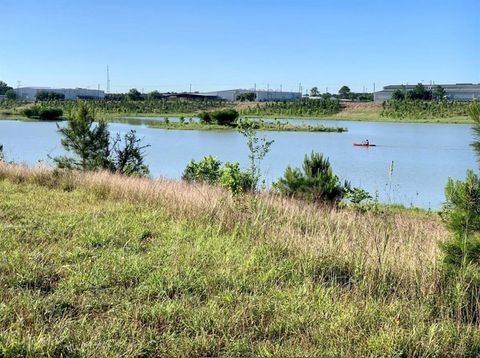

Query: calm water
0,118,476,210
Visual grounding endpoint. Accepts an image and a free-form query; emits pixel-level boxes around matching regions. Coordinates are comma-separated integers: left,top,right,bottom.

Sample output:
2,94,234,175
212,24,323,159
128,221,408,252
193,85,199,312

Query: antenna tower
106,66,111,93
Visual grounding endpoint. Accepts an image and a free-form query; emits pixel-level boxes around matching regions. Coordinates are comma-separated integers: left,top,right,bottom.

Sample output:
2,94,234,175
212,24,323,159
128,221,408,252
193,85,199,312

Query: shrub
182,155,222,185
211,109,239,126
274,151,350,203
23,107,40,118
182,156,252,194
345,187,372,204
198,111,212,124
219,162,254,194
39,108,63,120
22,106,63,120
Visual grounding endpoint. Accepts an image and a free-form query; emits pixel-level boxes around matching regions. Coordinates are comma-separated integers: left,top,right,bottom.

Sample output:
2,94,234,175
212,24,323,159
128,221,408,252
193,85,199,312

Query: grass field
1,164,479,357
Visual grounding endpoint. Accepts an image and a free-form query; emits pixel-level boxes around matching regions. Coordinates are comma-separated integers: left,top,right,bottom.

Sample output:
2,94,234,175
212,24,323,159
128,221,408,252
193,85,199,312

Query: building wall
203,89,301,102
15,87,105,101
374,84,480,103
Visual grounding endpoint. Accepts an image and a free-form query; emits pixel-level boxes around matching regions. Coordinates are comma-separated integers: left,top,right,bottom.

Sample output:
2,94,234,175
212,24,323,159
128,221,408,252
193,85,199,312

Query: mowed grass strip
0,170,480,356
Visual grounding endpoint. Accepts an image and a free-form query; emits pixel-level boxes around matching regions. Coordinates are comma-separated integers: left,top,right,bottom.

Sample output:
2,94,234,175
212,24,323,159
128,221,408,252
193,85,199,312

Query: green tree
236,92,256,101
211,109,239,126
338,86,351,99
0,81,13,95
0,144,4,162
128,88,143,101
148,90,163,100
36,91,65,101
111,131,150,176
54,103,111,171
469,102,480,165
182,155,222,185
198,111,212,124
5,89,16,100
406,83,432,100
433,85,446,101
391,88,405,101
310,87,320,97
237,119,274,191
54,102,150,176
439,101,480,322
274,151,350,203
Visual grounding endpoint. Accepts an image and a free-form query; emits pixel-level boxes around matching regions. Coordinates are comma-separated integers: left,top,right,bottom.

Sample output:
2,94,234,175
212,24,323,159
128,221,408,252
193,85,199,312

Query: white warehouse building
202,89,301,102
15,87,105,101
374,83,480,103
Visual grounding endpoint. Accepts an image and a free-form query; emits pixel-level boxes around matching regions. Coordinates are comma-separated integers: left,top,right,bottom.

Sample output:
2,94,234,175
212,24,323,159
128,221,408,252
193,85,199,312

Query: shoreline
0,110,471,125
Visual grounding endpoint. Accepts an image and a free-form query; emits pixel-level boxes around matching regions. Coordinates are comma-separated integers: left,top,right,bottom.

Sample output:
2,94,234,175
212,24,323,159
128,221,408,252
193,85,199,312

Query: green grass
0,166,480,356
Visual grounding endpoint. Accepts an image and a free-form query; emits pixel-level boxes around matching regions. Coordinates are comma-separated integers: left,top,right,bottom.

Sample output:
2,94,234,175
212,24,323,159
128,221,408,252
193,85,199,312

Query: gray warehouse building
202,89,301,102
374,83,480,103
15,87,105,101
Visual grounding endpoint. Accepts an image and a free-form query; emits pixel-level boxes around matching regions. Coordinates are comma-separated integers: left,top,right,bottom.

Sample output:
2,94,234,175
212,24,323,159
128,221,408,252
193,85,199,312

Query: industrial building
374,83,480,103
202,89,301,102
15,87,105,101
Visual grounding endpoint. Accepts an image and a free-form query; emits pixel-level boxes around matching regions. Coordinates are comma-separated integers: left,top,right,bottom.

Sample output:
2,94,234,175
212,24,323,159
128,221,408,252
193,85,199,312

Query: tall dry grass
0,162,448,300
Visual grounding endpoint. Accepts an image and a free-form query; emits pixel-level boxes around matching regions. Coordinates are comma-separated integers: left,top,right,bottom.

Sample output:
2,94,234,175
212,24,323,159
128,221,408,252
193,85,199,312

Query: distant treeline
308,85,374,102
24,99,230,116
239,99,342,117
381,100,470,119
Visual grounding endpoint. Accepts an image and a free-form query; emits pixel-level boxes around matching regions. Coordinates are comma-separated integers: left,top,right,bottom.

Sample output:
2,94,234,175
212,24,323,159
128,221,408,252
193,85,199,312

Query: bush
182,156,252,194
22,107,40,118
219,162,254,194
211,109,239,126
274,151,350,203
198,111,212,124
182,156,222,185
22,106,63,120
39,108,63,120
440,170,480,268
345,187,372,204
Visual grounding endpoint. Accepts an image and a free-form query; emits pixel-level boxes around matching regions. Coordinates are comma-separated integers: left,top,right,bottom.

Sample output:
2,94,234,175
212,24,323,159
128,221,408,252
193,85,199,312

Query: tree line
309,85,374,101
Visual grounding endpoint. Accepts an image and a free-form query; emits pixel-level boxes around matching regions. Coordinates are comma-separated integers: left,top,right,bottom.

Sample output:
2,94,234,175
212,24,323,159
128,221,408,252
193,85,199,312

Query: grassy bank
115,118,346,132
1,164,479,356
1,100,471,124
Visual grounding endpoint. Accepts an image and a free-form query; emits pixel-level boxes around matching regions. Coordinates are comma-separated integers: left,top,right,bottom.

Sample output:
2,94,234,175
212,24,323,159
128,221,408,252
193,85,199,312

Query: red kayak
353,143,376,147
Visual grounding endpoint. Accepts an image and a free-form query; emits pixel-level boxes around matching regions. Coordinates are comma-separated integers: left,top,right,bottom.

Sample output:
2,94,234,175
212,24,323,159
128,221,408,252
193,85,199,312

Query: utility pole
106,66,110,93
298,82,302,95
189,83,192,93
280,84,282,92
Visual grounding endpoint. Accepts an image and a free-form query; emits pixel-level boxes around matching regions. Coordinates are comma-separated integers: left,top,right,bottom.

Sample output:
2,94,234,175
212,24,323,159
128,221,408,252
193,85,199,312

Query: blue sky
1,0,478,93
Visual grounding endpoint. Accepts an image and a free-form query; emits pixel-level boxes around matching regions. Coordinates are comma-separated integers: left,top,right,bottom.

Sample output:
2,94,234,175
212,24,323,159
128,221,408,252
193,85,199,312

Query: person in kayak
362,139,369,145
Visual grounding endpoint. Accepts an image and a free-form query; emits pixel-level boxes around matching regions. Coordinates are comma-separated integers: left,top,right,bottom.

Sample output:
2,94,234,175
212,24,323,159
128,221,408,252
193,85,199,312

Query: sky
1,0,479,93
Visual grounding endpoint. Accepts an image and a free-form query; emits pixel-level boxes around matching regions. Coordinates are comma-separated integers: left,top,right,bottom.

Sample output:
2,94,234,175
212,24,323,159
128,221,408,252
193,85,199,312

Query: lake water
0,118,476,210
